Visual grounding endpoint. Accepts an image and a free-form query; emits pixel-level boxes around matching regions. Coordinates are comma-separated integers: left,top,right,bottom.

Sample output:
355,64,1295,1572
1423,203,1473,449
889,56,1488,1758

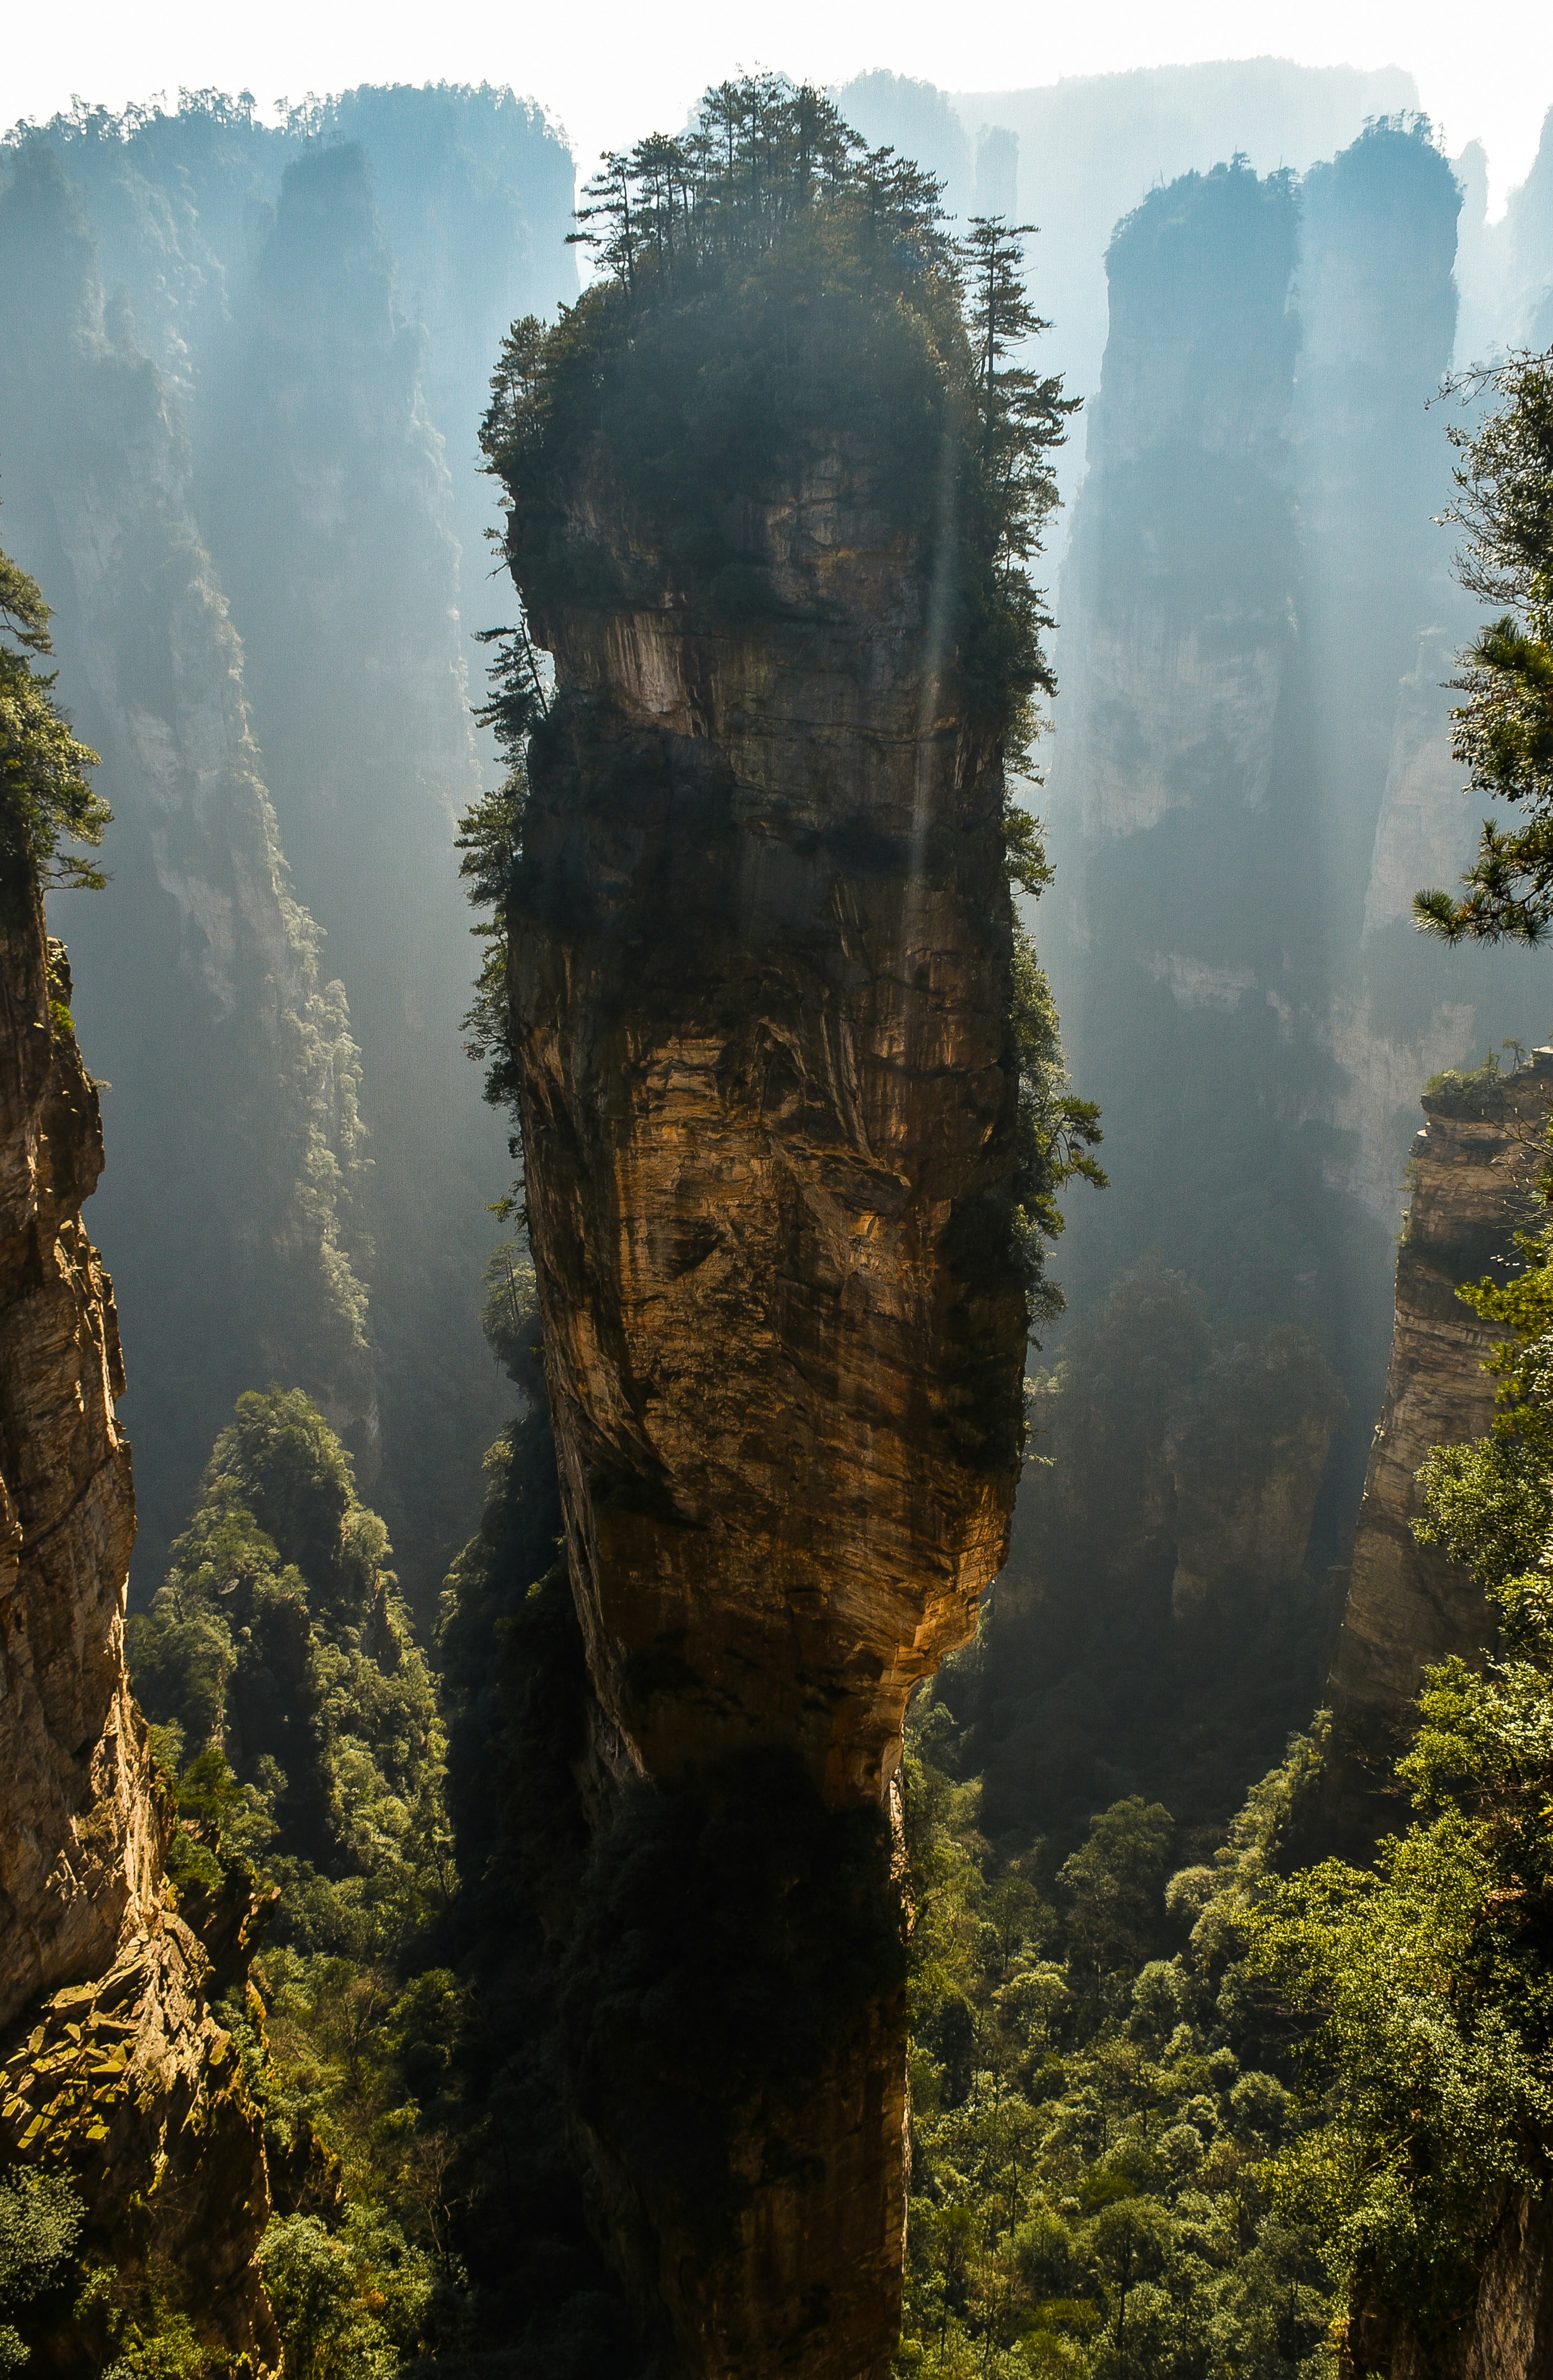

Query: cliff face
197,140,510,1602
507,446,1026,2371
1319,1054,1553,1848
0,867,274,2368
0,896,143,2019
0,93,578,1603
1040,124,1533,1541
514,455,1023,1808
0,144,376,1578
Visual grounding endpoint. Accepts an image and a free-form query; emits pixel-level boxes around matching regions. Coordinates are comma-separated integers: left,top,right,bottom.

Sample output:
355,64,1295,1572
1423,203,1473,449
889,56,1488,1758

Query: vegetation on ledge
0,537,109,890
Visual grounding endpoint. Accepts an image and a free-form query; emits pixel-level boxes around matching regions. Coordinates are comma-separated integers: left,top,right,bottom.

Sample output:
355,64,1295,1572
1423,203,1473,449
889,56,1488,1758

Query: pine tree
0,542,109,889
1415,348,1553,942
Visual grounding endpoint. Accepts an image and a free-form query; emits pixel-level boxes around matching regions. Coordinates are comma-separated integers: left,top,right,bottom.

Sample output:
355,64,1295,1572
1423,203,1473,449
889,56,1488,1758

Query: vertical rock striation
0,862,274,2369
513,462,1023,1803
503,395,1026,2379
508,462,1024,2375
1318,1054,1553,1850
0,92,579,1601
1040,124,1533,1536
0,143,376,1581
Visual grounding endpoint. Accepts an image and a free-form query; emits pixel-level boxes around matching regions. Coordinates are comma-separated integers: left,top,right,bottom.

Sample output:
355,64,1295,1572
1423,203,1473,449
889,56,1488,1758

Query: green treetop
1415,348,1553,942
478,73,1074,751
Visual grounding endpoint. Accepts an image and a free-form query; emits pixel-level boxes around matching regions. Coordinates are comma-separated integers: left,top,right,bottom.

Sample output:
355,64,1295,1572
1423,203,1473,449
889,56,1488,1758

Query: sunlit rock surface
1320,1052,1553,1849
0,867,274,2370
506,445,1027,2375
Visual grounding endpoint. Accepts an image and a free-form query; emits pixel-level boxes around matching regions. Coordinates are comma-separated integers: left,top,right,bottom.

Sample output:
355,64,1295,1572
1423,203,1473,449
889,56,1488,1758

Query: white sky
4,0,1550,217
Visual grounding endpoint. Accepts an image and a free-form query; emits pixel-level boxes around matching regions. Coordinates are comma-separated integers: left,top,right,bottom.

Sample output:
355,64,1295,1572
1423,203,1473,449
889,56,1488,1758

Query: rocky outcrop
507,443,1026,2372
1341,2189,1553,2378
0,864,274,2369
513,458,1024,1807
1319,1053,1553,1849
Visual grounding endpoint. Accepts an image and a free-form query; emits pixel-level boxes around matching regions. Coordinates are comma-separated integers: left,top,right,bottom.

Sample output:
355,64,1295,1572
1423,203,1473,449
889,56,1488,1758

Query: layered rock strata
1319,1052,1553,1848
512,460,1025,1810
507,452,1026,2373
0,864,274,2369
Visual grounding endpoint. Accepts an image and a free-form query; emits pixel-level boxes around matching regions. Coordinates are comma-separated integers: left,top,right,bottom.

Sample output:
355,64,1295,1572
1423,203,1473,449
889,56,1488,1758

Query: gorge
7,65,1553,2380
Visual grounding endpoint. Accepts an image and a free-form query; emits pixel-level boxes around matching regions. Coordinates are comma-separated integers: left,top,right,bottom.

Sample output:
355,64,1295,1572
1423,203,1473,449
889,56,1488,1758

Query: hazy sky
5,0,1551,214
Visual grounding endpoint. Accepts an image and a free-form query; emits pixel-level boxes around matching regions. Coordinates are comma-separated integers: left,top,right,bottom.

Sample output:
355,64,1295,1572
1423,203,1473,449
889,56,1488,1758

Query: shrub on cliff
0,538,109,890
479,74,1072,750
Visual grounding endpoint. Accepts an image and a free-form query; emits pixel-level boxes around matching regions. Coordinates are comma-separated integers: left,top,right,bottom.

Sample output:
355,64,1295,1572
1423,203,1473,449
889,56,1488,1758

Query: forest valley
4,71,1553,2380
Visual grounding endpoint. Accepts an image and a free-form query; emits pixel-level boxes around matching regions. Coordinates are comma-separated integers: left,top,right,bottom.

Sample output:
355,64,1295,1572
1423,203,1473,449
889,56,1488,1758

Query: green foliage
1248,1824,1551,2334
476,1244,544,1401
1059,1799,1175,1983
1415,348,1553,942
0,2169,86,2370
1421,1044,1522,1114
259,2208,430,2378
454,763,527,1130
1248,1201,1553,2339
0,538,109,890
896,1728,1334,2376
482,74,1069,735
1009,910,1106,1333
222,1402,641,2377
126,1388,453,1962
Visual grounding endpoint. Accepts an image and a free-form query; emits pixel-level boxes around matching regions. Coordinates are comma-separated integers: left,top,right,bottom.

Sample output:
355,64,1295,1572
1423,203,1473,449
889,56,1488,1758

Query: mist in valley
5,42,1553,2378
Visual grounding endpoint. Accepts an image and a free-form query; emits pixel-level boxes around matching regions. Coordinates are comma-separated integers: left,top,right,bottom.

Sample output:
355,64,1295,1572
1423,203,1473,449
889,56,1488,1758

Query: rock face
1168,1329,1346,1624
1319,1054,1553,1849
0,94,578,1602
512,458,1025,1811
0,864,274,2369
1341,2191,1553,2377
0,143,376,1583
1040,124,1534,1538
507,449,1026,2371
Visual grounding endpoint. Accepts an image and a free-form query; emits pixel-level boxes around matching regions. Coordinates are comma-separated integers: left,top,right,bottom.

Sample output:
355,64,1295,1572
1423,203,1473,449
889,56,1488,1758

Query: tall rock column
499,300,1028,2379
1316,1053,1553,1852
0,859,275,2368
512,471,1023,1803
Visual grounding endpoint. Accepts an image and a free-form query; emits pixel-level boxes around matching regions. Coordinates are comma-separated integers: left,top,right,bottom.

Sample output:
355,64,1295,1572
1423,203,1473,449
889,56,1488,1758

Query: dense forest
5,61,1553,2380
